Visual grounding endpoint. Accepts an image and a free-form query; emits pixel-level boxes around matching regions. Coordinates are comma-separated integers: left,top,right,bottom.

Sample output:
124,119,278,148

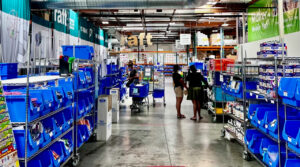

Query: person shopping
186,65,208,121
172,65,187,119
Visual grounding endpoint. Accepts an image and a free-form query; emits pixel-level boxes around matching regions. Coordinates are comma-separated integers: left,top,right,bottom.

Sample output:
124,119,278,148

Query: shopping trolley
129,82,150,112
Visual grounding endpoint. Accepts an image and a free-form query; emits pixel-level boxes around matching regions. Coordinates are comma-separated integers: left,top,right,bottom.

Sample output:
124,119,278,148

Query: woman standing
172,65,187,119
186,65,208,121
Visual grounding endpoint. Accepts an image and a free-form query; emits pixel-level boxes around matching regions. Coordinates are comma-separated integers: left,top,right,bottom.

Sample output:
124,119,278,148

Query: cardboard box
97,95,112,141
110,88,120,123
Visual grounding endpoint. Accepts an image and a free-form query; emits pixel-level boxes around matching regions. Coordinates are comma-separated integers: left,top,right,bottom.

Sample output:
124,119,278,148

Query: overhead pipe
31,0,208,9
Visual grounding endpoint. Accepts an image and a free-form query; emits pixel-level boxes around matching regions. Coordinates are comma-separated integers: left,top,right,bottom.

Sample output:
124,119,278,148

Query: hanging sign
176,40,185,50
180,34,191,45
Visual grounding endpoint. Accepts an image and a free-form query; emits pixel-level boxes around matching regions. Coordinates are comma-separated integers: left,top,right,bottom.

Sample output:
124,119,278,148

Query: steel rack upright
242,57,282,167
72,58,97,166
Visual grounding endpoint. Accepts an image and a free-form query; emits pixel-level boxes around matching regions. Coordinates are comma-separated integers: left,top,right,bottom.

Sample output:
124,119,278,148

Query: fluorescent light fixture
122,27,144,31
222,23,229,27
126,23,143,27
102,21,109,24
207,1,217,5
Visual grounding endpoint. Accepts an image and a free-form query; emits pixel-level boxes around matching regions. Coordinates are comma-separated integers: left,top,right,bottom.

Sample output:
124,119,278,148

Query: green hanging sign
248,0,300,42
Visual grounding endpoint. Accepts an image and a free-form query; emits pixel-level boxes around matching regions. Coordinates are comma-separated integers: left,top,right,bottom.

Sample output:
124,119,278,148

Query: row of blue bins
222,80,257,99
76,89,94,119
73,70,94,89
248,103,300,140
77,116,94,148
14,106,73,158
245,129,300,167
23,130,73,167
5,77,74,122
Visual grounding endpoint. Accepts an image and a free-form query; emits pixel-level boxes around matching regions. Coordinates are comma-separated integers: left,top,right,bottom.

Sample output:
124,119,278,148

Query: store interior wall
238,31,300,61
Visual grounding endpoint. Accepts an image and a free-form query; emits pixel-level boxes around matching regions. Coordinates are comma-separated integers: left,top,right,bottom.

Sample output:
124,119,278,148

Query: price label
60,127,62,130
288,137,292,142
220,75,224,82
50,132,53,137
258,120,260,124
37,140,40,145
283,91,288,97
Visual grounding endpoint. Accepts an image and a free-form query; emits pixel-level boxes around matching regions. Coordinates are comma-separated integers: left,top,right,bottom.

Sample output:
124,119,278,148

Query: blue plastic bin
85,71,93,85
283,120,300,154
63,106,73,129
264,145,287,167
129,83,149,98
260,138,276,157
76,99,87,119
41,117,56,147
53,112,67,137
285,159,300,167
73,71,87,89
49,142,65,167
253,107,275,132
6,91,44,122
77,125,89,147
62,45,94,60
58,78,74,106
279,78,300,107
21,150,54,167
40,88,56,114
13,128,44,158
153,89,164,98
61,131,73,161
51,86,65,108
0,63,18,80
245,129,264,154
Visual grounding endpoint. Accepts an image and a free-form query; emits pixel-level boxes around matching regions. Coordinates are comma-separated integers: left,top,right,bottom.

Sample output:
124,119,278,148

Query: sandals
177,114,186,119
190,117,197,121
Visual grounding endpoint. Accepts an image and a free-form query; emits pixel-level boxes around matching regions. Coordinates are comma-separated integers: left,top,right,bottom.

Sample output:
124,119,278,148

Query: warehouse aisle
77,78,259,167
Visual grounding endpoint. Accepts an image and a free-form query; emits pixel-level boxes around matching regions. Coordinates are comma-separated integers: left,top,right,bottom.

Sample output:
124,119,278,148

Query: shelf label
283,91,288,97
288,137,292,142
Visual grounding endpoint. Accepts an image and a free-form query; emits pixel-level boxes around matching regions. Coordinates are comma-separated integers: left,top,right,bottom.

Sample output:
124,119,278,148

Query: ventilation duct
31,0,208,9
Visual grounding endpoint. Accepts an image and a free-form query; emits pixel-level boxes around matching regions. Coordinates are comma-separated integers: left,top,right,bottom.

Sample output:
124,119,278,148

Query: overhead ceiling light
206,1,217,5
222,23,229,27
102,21,109,24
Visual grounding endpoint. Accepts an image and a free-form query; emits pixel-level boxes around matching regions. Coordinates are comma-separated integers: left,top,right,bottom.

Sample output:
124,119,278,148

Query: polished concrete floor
77,79,259,167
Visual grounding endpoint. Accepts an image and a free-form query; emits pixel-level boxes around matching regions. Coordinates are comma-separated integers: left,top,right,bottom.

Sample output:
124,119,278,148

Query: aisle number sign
120,33,153,47
180,34,191,45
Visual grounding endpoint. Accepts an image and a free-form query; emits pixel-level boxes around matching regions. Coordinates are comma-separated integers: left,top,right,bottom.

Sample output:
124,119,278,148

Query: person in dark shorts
172,65,188,119
186,65,208,121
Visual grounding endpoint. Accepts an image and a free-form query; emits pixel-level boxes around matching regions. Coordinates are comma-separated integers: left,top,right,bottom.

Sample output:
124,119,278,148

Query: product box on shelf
110,88,120,123
97,95,112,141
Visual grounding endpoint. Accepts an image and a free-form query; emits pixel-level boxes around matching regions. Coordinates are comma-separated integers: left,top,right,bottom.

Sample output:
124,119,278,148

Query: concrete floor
77,79,259,167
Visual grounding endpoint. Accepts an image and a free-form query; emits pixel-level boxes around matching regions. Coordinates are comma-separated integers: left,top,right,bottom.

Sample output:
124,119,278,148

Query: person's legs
176,97,184,117
190,100,197,120
197,100,203,119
